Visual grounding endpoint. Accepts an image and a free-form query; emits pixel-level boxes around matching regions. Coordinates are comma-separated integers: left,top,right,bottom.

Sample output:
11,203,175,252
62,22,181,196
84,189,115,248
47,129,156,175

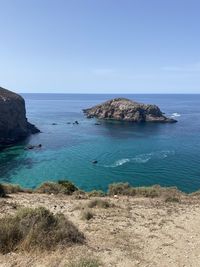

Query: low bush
67,257,100,267
108,183,179,198
36,180,78,195
190,190,200,197
73,190,87,199
0,207,84,254
87,198,110,209
135,186,161,198
108,183,136,196
81,210,94,221
88,190,105,197
163,188,181,203
1,184,24,194
164,196,180,203
58,180,78,194
36,182,62,194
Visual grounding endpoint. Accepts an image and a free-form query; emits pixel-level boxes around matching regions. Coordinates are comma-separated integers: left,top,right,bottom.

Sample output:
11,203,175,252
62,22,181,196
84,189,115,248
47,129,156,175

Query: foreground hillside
0,183,200,267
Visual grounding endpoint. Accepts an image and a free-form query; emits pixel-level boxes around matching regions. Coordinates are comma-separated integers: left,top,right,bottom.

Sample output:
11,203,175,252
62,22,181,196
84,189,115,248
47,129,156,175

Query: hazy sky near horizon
0,0,200,94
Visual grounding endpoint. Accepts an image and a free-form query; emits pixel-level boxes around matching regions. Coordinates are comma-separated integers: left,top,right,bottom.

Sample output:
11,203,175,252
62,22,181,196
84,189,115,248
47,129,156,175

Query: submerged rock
83,98,177,123
24,144,42,150
0,87,40,147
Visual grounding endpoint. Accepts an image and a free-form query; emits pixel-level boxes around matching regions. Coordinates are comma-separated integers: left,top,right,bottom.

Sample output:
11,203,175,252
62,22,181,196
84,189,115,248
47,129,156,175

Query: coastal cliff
0,87,40,147
83,98,177,123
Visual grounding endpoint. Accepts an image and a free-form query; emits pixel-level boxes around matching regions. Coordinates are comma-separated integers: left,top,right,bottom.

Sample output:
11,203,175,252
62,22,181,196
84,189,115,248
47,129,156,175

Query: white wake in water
111,158,130,167
105,150,175,168
171,112,181,118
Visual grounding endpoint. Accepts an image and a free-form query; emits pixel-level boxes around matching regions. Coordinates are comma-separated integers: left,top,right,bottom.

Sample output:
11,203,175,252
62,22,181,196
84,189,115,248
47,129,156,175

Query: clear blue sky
0,0,200,93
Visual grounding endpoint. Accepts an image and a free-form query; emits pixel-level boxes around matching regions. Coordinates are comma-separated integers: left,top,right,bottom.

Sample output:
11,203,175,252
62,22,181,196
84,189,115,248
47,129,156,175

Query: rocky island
83,98,177,123
0,87,40,147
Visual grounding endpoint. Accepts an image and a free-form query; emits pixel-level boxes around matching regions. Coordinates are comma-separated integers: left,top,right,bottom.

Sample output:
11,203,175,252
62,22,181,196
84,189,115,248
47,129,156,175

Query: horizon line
19,92,200,95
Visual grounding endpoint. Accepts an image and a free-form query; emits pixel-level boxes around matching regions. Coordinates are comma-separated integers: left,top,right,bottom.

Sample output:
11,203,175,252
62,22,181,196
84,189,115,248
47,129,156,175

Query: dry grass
87,190,105,197
163,189,181,203
81,209,94,221
0,181,192,204
135,185,161,198
73,190,87,199
108,182,182,199
108,182,136,196
1,183,27,194
0,207,84,254
190,190,200,197
1,188,200,267
164,196,180,203
36,180,78,195
67,257,101,267
87,199,110,209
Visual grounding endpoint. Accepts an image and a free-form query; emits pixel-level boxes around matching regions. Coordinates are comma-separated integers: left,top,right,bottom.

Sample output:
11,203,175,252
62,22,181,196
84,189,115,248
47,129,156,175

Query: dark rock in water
0,87,40,147
94,122,101,125
92,160,98,164
26,145,35,150
73,120,79,125
52,123,57,125
24,144,42,150
66,122,71,124
83,98,177,123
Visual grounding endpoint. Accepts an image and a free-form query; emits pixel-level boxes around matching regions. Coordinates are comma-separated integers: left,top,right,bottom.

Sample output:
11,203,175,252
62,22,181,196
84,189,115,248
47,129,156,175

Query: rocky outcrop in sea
83,98,177,123
0,87,40,147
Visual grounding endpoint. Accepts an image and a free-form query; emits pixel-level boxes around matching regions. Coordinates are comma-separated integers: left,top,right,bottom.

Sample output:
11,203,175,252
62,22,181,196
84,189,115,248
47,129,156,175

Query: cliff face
83,98,177,123
0,87,40,146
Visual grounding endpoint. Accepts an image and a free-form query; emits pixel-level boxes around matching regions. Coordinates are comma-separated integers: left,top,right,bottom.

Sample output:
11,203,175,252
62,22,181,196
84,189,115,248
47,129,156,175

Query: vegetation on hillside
0,207,84,254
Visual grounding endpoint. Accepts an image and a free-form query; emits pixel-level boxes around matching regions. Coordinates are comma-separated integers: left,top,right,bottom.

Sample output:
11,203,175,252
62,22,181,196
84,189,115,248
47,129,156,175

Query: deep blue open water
0,94,200,193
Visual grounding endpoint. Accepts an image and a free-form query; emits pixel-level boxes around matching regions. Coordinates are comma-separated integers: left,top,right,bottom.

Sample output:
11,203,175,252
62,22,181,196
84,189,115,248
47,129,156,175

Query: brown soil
0,193,200,267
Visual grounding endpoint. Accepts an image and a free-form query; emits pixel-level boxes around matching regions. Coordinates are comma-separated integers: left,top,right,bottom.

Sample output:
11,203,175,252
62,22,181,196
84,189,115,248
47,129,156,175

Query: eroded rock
83,98,177,123
0,87,40,147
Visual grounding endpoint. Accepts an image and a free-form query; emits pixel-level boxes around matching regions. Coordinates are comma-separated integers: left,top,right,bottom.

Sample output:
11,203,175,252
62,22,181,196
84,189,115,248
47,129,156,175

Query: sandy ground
0,193,200,267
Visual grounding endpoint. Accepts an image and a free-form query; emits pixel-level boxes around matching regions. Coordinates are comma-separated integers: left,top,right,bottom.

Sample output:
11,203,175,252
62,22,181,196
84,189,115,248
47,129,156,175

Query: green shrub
0,184,32,195
36,182,62,194
88,190,105,197
1,184,24,194
36,180,78,195
135,186,161,198
0,207,84,254
164,196,180,203
87,199,110,209
73,190,87,199
163,188,181,203
81,210,94,221
58,180,78,194
67,258,100,267
108,183,136,196
108,183,163,198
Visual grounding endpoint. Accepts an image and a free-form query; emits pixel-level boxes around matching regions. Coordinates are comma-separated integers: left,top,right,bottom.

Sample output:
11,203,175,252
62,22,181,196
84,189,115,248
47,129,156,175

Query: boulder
0,87,40,147
83,98,177,123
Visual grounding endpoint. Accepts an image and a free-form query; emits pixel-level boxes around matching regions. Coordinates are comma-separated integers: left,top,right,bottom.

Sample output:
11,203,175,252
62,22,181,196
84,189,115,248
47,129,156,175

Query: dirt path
0,193,200,267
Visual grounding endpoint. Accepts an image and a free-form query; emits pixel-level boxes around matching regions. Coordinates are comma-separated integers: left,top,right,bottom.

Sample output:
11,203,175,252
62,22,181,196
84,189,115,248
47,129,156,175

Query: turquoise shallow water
0,94,200,193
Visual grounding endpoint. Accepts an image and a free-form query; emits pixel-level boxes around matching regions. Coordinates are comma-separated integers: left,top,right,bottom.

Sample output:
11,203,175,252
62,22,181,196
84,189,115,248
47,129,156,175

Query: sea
0,94,200,193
